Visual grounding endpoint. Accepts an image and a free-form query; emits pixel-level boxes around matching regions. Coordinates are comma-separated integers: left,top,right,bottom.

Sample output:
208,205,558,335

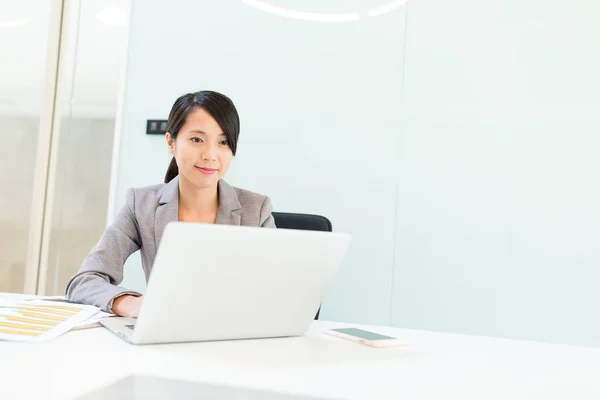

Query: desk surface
1,320,599,400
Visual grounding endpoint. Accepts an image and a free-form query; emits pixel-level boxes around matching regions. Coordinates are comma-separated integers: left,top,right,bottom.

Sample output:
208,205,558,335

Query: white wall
392,0,600,346
114,0,600,345
116,0,406,325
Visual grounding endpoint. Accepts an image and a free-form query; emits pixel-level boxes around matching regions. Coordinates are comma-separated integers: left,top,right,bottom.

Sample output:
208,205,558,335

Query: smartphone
325,327,407,348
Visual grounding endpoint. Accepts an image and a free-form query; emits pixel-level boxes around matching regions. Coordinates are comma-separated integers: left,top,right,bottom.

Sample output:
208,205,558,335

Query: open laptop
101,222,351,345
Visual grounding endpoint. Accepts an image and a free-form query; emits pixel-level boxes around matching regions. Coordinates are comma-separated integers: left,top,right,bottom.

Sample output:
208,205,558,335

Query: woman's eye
191,137,202,143
219,140,229,145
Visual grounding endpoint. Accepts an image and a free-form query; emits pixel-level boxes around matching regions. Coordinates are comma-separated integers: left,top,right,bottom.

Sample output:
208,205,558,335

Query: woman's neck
177,176,219,216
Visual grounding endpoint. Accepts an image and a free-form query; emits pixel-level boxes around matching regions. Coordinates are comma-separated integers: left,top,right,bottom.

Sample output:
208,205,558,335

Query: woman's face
166,107,233,189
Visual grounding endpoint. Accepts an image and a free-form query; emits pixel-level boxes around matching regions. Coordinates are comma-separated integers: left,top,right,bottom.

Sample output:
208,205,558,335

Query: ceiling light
241,0,360,22
0,17,29,28
368,0,409,17
96,6,127,27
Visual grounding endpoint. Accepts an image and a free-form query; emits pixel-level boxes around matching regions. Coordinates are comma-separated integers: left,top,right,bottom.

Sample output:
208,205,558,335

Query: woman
66,90,276,317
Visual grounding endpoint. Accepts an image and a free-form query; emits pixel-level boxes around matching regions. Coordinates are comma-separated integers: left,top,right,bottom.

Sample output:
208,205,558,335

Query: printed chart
0,300,99,342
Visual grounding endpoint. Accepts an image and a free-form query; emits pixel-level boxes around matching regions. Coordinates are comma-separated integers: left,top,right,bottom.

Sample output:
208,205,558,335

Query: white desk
1,320,599,399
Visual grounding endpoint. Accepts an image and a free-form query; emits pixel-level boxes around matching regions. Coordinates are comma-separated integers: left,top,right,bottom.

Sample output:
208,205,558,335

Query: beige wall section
1,0,129,294
46,117,116,295
0,117,114,294
0,118,40,292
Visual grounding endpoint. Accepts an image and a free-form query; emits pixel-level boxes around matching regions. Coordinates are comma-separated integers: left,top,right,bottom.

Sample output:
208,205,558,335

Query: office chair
272,212,332,320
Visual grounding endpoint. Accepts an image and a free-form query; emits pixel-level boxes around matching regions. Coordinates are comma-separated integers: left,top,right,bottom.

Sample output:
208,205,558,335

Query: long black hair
164,90,240,183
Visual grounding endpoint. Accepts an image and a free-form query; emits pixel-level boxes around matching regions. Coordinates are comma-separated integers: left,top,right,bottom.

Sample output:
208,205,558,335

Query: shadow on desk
76,374,340,400
128,335,416,368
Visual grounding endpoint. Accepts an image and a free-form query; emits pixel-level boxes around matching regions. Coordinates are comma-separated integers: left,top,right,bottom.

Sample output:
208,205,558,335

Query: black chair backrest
272,212,332,321
272,212,332,232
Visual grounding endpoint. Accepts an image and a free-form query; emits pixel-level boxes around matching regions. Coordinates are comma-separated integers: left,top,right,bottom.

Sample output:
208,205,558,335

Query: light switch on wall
146,120,168,135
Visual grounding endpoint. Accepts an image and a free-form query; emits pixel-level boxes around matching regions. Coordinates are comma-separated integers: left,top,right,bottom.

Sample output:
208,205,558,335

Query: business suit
65,176,275,311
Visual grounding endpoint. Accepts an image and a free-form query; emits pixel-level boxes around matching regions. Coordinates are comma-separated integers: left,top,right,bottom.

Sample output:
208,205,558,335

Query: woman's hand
112,295,144,318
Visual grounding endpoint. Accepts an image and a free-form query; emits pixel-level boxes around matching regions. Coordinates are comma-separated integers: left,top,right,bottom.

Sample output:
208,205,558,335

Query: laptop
101,222,351,345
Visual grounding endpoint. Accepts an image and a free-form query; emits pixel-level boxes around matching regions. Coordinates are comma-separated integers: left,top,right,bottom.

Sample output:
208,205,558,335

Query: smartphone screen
330,327,396,341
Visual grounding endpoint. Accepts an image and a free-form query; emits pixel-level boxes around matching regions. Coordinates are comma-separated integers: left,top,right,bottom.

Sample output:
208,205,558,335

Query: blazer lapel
154,176,179,249
215,179,242,226
155,177,241,245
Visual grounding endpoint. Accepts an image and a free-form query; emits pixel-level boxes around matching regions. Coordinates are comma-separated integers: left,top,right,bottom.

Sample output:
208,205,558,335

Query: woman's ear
165,132,175,156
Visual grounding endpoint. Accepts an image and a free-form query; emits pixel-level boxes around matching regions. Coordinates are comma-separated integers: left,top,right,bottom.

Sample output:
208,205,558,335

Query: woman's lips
195,166,217,175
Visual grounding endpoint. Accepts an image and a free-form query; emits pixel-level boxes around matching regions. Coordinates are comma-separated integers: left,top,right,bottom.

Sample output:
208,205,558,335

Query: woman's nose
200,145,216,161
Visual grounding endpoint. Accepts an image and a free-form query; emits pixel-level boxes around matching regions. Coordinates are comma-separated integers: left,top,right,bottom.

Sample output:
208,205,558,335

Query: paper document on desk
0,292,38,302
73,311,114,329
0,299,100,343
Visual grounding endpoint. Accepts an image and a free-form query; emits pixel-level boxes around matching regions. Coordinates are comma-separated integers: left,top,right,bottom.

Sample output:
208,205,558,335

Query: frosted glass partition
392,0,600,346
116,0,407,326
43,0,130,295
115,0,600,346
0,0,55,293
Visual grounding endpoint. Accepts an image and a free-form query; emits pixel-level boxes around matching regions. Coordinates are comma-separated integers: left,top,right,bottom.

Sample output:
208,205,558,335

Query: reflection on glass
43,0,131,295
240,0,407,22
0,0,54,293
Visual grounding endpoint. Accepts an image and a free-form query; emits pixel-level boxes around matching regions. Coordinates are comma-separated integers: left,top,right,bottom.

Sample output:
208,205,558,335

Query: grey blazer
65,176,275,311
